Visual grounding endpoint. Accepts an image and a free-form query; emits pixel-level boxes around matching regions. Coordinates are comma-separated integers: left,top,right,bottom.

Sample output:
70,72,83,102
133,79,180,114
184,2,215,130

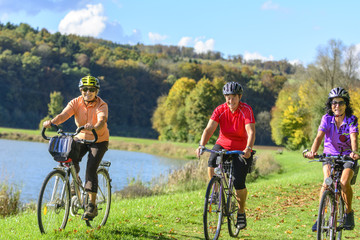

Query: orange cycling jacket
52,96,109,143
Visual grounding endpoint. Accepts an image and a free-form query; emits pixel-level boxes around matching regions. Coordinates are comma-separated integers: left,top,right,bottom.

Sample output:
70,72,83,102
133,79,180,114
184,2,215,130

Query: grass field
1,150,360,239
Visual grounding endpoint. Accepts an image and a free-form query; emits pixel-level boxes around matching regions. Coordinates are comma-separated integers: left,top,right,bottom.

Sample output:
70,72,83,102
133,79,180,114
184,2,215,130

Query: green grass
2,150,360,239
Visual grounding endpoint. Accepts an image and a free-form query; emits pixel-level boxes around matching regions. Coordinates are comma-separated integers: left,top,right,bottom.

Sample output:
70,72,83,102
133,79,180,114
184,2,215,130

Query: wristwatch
246,146,252,150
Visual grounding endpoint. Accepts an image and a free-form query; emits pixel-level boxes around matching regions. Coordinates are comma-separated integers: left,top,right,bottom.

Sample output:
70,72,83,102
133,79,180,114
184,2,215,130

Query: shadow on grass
107,225,204,240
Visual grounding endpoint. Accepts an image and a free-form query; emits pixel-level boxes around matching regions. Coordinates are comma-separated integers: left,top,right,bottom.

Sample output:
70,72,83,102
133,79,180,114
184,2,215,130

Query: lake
0,139,188,203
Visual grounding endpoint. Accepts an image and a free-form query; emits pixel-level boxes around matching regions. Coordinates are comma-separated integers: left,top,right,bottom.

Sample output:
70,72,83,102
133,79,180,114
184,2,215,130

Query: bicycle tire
37,170,70,234
317,190,335,240
203,177,223,240
86,168,112,228
335,196,345,240
227,181,240,237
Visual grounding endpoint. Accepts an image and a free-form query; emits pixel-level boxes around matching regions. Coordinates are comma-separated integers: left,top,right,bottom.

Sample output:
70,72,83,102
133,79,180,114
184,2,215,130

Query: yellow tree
152,77,196,141
348,88,360,118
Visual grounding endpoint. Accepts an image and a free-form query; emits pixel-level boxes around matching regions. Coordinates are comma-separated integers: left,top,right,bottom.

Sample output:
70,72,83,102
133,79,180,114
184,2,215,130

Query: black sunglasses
81,87,97,93
331,100,346,106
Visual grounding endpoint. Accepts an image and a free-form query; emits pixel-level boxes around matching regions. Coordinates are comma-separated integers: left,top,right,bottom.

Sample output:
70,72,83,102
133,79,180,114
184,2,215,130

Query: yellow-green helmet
78,75,100,89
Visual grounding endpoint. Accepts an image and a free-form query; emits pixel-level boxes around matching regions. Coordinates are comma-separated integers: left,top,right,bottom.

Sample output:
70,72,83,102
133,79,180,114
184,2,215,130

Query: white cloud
289,59,302,65
244,51,274,62
58,4,107,37
177,37,215,53
354,43,360,55
148,32,168,44
194,39,215,54
261,1,279,10
178,37,193,47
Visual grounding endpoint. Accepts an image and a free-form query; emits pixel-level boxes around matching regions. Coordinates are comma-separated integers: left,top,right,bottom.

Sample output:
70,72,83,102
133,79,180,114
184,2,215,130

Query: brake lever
238,155,247,165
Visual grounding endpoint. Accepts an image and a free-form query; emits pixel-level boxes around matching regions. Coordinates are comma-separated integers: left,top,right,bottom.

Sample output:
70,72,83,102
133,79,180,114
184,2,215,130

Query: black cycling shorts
208,144,253,190
322,159,358,171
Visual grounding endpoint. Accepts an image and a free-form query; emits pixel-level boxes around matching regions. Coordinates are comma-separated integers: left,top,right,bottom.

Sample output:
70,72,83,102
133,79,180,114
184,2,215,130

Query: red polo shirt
210,102,255,150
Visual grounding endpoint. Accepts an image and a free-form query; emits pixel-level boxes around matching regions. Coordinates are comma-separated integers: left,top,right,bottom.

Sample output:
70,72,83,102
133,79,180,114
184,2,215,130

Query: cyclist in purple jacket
305,87,359,231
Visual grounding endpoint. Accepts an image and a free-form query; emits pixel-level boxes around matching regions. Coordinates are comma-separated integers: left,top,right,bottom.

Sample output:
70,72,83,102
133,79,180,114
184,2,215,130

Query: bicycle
201,147,256,240
37,124,112,234
303,150,357,240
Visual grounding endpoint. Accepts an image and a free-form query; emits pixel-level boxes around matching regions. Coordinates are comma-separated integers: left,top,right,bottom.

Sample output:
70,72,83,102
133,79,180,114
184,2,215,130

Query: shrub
255,152,281,176
0,182,21,217
114,178,153,199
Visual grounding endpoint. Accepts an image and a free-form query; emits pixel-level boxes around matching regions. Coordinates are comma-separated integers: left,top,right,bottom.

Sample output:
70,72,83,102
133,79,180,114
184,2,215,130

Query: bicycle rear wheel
37,170,70,233
203,177,223,240
227,183,240,237
317,190,335,240
86,168,112,228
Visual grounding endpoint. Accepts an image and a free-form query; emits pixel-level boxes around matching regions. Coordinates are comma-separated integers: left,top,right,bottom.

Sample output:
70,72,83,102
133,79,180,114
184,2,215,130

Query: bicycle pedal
81,215,93,221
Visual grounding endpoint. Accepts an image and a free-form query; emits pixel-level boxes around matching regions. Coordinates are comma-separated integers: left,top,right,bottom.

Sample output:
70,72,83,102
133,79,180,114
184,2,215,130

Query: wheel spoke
204,177,223,240
37,170,70,234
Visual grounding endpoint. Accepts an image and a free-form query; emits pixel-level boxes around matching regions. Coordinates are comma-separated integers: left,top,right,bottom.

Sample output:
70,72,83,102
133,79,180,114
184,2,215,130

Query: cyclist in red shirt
43,75,109,220
196,81,255,230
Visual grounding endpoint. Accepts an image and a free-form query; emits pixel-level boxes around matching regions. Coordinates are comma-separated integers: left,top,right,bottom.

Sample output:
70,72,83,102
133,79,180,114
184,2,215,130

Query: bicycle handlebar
201,147,245,156
302,149,354,164
41,123,98,143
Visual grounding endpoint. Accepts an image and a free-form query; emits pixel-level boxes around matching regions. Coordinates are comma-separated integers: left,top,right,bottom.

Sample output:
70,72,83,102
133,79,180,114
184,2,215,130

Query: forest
1,22,360,148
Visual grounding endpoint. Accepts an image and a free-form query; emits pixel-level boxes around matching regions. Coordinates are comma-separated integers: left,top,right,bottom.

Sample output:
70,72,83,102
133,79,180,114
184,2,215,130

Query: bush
255,152,281,176
114,178,153,199
0,182,21,217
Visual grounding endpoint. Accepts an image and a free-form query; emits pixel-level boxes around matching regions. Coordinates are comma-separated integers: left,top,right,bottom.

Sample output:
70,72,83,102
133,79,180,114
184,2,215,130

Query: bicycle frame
52,163,86,207
203,147,251,240
325,160,345,235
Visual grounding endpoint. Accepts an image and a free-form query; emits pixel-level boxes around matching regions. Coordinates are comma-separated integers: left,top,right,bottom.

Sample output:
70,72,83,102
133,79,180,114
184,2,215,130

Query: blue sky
1,0,359,65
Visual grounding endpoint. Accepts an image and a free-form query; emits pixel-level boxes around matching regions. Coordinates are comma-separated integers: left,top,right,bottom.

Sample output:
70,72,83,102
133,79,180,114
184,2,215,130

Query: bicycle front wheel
86,168,112,228
335,196,345,240
37,170,70,234
317,190,335,240
203,177,223,240
227,182,240,237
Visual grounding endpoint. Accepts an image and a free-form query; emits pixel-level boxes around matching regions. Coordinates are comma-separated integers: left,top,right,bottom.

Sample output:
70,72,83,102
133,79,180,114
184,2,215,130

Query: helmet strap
82,96,97,104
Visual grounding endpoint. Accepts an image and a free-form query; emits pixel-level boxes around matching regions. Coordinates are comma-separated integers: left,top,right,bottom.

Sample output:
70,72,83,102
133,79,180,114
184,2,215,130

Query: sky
1,0,360,65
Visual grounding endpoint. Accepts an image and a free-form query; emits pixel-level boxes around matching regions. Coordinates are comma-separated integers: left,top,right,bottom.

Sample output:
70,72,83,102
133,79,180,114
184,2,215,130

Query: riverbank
0,127,281,161
0,127,196,160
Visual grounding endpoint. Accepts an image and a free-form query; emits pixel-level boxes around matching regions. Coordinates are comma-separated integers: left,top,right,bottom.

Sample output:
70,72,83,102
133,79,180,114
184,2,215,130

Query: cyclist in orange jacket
43,75,109,220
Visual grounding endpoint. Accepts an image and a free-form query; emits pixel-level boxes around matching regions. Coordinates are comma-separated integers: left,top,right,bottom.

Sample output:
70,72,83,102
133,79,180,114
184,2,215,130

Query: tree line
3,21,345,148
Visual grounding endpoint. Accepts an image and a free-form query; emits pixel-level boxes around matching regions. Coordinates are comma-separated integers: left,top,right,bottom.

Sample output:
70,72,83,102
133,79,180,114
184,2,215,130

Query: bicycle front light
214,167,222,176
325,177,333,186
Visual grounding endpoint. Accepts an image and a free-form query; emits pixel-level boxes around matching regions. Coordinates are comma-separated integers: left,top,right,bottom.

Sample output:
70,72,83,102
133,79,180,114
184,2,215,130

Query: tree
342,45,360,88
152,77,196,141
39,91,64,129
185,77,218,142
255,111,272,145
314,39,344,89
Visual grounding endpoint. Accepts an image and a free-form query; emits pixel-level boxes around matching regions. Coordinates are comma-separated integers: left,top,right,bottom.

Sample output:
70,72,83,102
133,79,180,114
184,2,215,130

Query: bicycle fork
330,184,341,238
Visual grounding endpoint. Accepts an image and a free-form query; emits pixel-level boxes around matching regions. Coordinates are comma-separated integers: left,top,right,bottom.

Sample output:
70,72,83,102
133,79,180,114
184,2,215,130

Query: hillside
0,22,298,144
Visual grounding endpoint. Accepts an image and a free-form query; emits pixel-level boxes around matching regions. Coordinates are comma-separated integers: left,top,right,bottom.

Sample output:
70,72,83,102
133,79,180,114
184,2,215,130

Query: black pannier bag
48,135,80,162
